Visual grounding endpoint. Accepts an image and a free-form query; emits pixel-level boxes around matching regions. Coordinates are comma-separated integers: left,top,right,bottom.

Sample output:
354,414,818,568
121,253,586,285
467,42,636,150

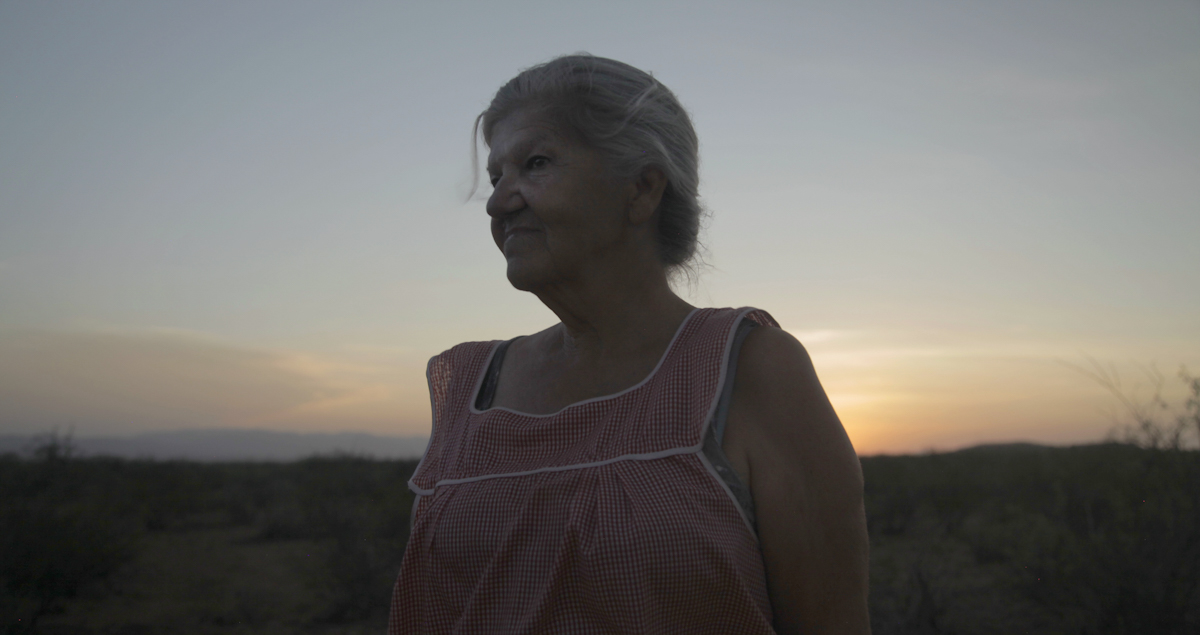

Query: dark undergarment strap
474,339,514,411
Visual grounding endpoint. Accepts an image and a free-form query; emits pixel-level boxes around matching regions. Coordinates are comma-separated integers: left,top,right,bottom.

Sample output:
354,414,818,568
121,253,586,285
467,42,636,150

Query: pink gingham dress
389,307,778,634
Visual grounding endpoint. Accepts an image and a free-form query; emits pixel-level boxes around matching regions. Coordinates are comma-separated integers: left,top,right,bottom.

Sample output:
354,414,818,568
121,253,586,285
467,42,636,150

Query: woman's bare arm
727,326,871,634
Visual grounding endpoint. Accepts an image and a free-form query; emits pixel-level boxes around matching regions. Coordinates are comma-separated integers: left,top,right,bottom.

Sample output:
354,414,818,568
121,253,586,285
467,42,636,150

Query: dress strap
701,316,761,536
712,318,758,445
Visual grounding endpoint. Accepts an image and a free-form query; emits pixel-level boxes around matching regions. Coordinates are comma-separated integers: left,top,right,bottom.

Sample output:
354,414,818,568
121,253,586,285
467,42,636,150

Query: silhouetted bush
0,434,140,633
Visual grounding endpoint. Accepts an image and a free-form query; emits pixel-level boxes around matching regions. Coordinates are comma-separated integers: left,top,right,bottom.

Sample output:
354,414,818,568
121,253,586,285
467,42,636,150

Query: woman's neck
532,265,695,365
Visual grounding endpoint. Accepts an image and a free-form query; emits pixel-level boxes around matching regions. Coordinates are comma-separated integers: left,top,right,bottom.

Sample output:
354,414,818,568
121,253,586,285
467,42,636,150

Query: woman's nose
486,175,524,218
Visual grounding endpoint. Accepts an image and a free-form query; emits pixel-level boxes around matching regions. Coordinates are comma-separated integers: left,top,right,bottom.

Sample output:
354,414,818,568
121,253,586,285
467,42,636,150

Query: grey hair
472,53,705,279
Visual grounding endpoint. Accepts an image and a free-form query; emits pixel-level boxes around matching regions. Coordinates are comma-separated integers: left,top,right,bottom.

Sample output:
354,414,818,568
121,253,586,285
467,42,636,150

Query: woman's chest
400,457,775,632
486,330,674,415
489,357,659,415
417,460,740,573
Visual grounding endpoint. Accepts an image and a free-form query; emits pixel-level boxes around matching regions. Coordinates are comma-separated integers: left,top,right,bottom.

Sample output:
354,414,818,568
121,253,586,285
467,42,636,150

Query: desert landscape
4,424,1197,634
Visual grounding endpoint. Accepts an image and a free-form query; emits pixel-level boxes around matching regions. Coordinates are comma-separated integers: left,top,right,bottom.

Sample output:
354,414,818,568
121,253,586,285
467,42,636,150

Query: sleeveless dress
388,307,780,634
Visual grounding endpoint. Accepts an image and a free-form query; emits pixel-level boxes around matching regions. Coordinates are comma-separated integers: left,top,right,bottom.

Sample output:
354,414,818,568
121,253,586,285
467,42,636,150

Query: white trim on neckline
409,307,761,519
407,444,704,496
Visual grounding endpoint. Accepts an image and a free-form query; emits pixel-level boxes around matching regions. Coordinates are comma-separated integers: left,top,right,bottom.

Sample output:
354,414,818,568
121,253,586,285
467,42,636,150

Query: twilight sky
1,1,1197,454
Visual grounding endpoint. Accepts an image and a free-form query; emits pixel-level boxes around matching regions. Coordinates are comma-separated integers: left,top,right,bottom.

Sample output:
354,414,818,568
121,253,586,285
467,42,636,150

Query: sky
1,1,1197,455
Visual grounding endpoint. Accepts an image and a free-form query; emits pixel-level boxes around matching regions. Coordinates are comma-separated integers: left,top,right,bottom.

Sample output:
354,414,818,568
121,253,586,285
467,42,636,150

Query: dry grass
38,525,384,635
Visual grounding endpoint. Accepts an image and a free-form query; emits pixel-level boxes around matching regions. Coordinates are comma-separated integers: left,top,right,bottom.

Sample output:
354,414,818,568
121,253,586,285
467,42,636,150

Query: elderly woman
390,55,869,634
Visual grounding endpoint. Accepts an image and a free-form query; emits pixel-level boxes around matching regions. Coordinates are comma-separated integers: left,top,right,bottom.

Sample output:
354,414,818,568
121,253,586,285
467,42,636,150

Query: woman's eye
526,156,550,170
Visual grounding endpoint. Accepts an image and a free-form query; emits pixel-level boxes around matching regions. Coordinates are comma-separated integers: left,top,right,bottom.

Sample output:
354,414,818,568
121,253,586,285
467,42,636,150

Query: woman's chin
505,259,555,292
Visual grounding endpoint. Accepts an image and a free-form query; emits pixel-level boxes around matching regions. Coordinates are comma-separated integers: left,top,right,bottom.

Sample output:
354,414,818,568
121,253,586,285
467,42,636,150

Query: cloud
0,327,428,436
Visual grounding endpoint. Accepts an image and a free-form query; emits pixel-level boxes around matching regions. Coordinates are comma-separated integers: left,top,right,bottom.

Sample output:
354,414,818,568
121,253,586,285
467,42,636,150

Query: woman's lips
504,227,539,244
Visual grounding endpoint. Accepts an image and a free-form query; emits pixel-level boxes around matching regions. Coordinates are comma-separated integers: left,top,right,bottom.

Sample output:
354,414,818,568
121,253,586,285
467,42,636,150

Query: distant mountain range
0,429,1066,462
0,429,429,461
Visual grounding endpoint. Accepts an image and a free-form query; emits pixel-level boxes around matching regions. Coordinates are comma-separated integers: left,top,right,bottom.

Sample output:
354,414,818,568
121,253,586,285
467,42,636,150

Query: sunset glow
1,2,1196,455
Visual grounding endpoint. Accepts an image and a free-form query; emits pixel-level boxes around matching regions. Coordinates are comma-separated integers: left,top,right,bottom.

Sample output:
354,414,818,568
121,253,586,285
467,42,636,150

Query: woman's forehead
487,120,563,165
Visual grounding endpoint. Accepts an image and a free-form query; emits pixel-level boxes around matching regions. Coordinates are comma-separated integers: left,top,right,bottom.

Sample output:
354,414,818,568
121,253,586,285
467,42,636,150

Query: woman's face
486,108,634,292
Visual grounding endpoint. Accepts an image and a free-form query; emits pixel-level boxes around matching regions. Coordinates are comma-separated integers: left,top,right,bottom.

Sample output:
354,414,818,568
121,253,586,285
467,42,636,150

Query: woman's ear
627,166,667,226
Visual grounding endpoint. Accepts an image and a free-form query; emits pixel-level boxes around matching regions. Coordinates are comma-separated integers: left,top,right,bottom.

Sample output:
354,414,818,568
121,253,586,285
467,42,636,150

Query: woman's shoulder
426,340,501,383
431,339,499,362
430,324,558,373
729,323,858,469
733,326,826,432
704,306,780,329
